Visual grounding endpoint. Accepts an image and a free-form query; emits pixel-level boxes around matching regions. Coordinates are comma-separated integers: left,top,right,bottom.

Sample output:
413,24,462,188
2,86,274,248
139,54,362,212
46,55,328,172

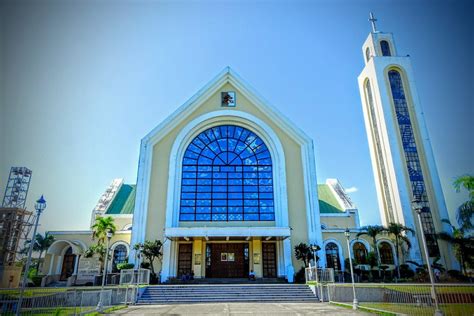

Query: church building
40,18,456,286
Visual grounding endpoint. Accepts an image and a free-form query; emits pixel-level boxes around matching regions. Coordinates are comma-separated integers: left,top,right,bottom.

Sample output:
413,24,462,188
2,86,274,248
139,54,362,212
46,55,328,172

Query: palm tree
437,219,474,275
453,175,474,231
357,225,385,276
91,216,117,245
384,223,414,278
23,233,55,276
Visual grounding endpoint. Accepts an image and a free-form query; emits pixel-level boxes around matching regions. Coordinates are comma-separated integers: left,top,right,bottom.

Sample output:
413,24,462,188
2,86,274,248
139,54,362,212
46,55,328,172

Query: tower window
380,40,391,56
365,47,371,62
388,70,440,257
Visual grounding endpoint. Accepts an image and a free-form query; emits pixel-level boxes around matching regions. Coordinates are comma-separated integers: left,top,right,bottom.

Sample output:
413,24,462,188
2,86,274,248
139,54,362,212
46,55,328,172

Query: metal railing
0,287,133,315
325,283,474,316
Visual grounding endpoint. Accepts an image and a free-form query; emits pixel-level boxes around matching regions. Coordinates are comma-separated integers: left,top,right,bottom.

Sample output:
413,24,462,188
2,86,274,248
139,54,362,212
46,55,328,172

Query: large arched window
379,242,394,264
353,242,368,264
179,125,274,221
325,242,341,270
112,245,128,272
380,40,391,56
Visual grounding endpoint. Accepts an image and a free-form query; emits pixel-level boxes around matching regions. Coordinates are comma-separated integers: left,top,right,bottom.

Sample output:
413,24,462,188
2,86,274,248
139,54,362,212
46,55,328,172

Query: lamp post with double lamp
310,244,323,302
16,196,47,316
412,199,444,316
344,228,358,310
97,229,113,311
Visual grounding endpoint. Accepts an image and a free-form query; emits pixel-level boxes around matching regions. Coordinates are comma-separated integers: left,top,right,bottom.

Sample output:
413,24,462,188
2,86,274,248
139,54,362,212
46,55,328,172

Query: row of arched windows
324,241,395,270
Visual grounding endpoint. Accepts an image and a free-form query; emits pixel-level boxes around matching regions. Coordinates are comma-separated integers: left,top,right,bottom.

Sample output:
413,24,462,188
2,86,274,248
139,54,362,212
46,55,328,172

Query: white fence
0,287,134,315
119,268,150,285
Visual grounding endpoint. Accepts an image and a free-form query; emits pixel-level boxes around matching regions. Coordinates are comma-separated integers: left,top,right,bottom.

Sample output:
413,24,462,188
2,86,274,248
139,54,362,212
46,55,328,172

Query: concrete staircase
138,284,318,304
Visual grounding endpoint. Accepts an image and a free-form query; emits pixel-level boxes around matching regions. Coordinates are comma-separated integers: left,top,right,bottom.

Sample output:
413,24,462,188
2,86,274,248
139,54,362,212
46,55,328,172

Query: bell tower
357,13,454,267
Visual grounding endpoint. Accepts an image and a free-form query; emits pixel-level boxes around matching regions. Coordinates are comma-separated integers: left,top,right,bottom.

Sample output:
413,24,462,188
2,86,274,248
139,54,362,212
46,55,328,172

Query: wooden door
60,247,76,281
177,243,193,277
207,243,247,278
262,242,277,278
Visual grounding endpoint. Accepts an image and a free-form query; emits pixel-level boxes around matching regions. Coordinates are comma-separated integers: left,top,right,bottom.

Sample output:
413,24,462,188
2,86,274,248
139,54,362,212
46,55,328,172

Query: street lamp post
412,199,444,316
311,244,323,302
97,229,113,311
344,228,358,310
16,195,47,316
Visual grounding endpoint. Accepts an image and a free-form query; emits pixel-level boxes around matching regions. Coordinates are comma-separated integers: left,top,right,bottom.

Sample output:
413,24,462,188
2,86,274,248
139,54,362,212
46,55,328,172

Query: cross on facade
369,12,377,32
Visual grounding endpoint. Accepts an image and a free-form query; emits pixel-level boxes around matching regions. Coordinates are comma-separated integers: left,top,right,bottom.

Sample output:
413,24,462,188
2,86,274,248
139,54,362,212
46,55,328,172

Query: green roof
318,184,344,214
105,184,136,215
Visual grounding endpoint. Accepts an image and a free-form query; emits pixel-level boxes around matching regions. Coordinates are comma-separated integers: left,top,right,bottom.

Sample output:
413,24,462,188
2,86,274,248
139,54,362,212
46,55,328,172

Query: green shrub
31,275,44,287
117,263,134,270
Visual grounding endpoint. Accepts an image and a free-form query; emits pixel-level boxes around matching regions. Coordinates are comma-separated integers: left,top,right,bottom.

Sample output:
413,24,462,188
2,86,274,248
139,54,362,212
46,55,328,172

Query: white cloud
345,186,358,193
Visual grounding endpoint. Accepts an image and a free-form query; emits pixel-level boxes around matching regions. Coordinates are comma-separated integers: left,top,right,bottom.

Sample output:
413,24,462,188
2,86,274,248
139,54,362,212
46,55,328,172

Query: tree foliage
91,216,117,244
453,175,474,231
356,225,385,272
22,233,55,276
384,223,414,278
294,242,316,268
134,240,163,277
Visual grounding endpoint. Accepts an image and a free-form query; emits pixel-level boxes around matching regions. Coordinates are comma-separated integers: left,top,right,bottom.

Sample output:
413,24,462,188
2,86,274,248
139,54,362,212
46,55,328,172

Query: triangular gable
142,66,313,146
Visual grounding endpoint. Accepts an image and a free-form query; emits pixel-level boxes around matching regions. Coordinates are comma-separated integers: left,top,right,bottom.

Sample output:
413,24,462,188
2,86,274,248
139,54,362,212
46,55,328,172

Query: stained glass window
325,242,341,270
112,245,127,272
179,125,274,221
380,40,391,56
379,242,394,264
353,242,368,264
388,70,440,256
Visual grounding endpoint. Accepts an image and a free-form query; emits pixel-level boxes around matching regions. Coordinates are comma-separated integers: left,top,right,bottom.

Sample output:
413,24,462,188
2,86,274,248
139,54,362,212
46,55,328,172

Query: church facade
130,67,352,282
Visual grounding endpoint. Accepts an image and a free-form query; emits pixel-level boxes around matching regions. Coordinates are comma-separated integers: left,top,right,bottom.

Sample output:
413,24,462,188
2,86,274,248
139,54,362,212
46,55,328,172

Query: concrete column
73,255,80,275
192,239,203,278
252,239,263,278
283,238,294,283
161,240,172,282
48,254,55,275
56,256,63,275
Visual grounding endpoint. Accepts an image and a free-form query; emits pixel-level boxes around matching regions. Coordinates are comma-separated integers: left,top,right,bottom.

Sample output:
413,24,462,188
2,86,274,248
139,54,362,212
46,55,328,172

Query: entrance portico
162,227,291,281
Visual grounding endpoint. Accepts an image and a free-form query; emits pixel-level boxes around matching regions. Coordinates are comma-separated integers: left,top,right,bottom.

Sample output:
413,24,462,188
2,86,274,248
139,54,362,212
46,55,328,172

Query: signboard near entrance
76,257,100,284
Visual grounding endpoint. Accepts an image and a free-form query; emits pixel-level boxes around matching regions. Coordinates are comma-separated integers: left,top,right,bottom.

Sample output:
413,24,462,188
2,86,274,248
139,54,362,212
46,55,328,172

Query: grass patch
361,303,474,316
84,305,127,315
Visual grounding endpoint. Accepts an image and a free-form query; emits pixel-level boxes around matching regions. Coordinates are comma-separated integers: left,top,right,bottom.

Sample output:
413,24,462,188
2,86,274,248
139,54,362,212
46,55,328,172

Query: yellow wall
145,82,310,272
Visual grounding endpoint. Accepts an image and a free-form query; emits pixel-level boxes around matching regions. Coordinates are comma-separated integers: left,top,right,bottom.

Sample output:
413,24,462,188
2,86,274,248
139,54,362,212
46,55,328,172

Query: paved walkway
110,302,370,315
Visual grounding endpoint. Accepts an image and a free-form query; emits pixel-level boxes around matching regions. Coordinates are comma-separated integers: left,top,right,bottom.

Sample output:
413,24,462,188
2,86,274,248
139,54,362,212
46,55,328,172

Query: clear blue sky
1,0,472,233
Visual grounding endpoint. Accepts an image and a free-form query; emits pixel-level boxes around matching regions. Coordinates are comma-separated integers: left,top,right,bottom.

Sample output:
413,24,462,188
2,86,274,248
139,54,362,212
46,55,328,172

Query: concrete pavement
109,302,371,315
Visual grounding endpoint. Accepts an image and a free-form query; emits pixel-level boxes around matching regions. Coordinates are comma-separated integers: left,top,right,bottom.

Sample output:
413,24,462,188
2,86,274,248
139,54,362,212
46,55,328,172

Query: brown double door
262,242,277,278
206,243,249,278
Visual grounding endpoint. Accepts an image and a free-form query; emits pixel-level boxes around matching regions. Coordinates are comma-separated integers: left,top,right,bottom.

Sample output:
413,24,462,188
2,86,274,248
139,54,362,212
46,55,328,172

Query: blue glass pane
196,214,211,221
180,214,195,221
179,125,274,222
244,214,259,221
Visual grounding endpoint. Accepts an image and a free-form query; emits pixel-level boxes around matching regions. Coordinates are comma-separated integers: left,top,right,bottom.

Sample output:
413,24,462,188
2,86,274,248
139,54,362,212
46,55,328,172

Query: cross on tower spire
369,12,378,32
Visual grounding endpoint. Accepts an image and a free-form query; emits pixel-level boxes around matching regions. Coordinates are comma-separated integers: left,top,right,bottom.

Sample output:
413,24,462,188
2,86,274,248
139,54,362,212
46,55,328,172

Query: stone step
137,284,318,304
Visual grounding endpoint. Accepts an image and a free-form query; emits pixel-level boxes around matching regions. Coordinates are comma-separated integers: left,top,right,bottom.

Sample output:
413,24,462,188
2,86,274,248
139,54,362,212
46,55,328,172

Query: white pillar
73,255,80,275
283,238,294,283
48,254,55,275
161,240,172,283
